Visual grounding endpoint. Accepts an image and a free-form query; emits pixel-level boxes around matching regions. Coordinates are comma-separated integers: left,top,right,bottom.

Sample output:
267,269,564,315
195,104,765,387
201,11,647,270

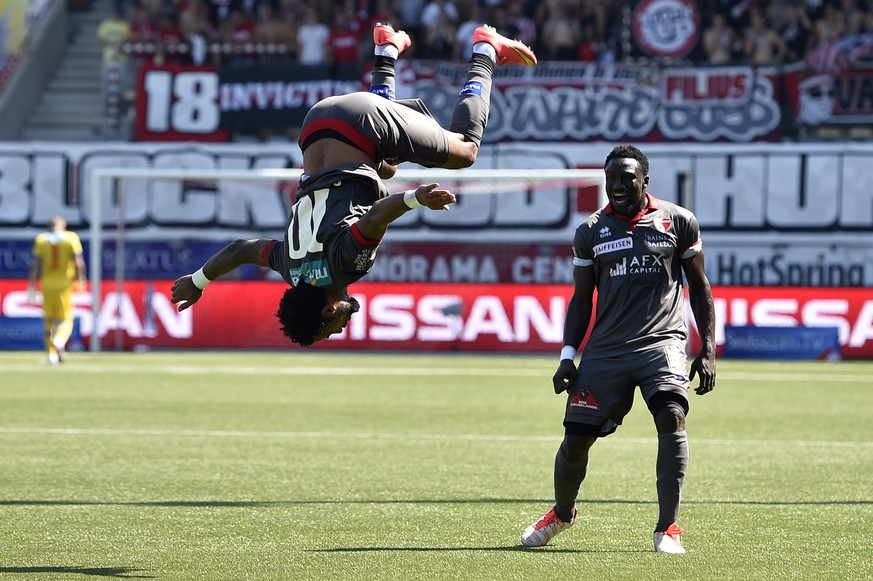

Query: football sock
370,55,397,100
375,43,399,59
655,430,688,532
472,42,497,64
553,445,588,523
448,53,495,146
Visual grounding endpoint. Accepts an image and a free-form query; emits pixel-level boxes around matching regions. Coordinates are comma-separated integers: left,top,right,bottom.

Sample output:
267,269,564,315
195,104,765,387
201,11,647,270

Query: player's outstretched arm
171,239,273,312
682,251,716,395
356,183,456,241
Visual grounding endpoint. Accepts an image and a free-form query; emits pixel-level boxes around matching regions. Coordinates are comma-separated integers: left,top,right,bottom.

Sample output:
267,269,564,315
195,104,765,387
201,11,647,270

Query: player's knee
445,140,479,168
561,434,596,460
653,401,686,434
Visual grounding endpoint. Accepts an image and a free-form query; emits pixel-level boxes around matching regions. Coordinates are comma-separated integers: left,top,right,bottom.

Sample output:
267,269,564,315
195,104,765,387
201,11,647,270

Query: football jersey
32,230,83,292
572,194,703,358
268,163,387,289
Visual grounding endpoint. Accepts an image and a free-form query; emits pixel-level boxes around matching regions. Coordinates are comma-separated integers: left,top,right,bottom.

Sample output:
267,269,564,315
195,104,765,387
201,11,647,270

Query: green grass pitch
1,351,871,580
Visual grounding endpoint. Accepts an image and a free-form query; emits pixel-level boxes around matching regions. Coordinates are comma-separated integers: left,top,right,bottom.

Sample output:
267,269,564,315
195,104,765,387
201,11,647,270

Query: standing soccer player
171,23,537,346
28,216,87,365
520,145,716,553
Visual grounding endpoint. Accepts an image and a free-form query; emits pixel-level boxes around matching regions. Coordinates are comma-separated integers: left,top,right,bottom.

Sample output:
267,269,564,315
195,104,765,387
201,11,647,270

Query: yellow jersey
32,230,84,292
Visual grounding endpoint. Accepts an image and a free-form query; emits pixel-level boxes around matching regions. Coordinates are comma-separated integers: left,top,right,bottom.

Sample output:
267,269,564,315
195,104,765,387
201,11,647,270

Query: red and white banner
2,280,872,358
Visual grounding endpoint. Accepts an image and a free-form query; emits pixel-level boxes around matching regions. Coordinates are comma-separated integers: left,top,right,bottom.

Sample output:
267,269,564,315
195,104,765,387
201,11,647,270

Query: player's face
605,158,648,217
315,296,360,341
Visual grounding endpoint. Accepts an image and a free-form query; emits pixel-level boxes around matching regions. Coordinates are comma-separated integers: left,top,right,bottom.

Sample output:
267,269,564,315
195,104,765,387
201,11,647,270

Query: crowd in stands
97,0,873,70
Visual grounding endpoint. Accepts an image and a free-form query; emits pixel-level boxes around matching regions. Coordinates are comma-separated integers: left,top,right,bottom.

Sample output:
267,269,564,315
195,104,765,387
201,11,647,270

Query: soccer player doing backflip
171,23,537,346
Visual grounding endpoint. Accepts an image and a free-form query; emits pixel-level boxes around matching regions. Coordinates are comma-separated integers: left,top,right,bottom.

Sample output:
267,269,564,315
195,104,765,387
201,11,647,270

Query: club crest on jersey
656,214,673,233
570,387,600,411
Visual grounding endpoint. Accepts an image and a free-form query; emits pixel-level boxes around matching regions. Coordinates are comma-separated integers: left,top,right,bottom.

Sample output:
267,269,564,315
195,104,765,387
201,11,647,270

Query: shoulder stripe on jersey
573,257,593,267
680,239,702,259
351,222,381,247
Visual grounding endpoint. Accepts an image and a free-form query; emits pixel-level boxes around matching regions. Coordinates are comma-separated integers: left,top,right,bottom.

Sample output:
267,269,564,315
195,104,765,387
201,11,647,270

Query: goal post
87,166,606,352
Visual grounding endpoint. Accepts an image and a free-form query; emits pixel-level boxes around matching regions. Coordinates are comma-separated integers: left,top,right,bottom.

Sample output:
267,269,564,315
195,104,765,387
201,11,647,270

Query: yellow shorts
42,288,74,322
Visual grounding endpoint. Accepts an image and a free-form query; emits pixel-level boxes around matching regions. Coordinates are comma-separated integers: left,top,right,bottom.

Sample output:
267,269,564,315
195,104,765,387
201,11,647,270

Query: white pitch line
0,427,870,448
1,363,872,383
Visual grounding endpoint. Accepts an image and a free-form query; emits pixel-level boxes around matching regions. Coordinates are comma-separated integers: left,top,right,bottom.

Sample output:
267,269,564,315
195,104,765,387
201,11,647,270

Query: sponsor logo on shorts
570,387,600,411
593,237,632,257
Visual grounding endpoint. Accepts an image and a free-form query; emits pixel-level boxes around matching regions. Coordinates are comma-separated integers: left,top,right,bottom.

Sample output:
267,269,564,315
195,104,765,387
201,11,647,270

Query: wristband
403,189,422,209
191,267,212,290
560,346,577,361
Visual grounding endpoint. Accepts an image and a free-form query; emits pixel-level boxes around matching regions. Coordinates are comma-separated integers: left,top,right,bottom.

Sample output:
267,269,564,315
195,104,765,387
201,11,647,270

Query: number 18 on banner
135,65,229,142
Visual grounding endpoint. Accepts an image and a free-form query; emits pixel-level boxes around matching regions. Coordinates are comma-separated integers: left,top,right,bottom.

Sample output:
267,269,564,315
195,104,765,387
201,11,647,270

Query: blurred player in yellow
27,216,86,365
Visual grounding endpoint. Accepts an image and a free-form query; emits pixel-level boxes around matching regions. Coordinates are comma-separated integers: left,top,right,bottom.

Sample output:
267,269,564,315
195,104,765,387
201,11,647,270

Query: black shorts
563,342,690,437
300,92,450,167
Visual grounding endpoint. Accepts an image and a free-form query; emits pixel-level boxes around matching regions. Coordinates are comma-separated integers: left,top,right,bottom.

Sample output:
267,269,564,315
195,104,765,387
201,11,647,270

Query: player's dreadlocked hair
605,144,649,176
276,282,327,347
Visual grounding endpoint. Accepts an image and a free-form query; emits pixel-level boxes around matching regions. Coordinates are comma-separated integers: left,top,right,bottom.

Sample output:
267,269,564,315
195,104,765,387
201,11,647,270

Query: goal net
86,166,605,352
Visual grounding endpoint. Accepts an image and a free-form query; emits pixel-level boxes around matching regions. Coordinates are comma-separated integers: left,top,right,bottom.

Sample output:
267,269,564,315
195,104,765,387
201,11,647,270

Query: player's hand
689,350,716,395
171,274,203,312
415,183,456,211
552,359,578,394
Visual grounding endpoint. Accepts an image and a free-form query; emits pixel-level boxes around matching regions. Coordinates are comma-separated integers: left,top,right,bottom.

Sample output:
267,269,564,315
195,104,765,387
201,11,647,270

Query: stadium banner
217,62,363,133
1,141,872,287
134,64,231,142
132,59,795,142
796,33,873,126
1,281,872,358
0,314,81,350
722,325,841,360
796,69,873,126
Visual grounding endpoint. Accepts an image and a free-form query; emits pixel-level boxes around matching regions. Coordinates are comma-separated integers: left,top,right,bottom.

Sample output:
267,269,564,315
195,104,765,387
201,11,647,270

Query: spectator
778,1,812,62
422,7,457,58
506,0,536,49
127,6,157,64
742,7,788,65
577,22,598,62
540,2,581,60
838,0,864,36
397,0,426,42
421,0,459,35
252,4,290,51
453,2,486,61
155,12,187,64
810,2,846,49
296,7,330,65
97,7,131,119
702,12,737,64
329,8,364,66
